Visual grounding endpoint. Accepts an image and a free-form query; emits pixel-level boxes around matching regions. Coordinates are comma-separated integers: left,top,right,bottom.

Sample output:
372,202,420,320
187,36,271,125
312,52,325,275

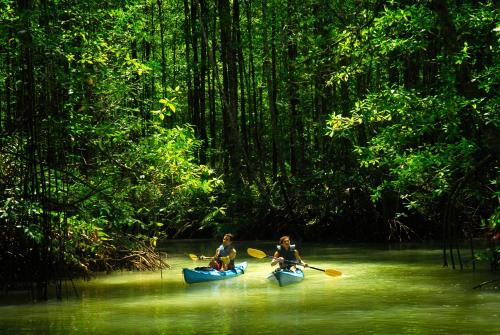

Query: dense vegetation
0,0,498,298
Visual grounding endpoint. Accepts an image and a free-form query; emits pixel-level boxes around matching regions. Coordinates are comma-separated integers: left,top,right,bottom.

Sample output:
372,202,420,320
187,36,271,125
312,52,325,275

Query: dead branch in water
472,278,500,290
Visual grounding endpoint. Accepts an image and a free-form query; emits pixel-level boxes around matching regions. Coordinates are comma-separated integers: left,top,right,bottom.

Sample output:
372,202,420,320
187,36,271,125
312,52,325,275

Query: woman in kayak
209,233,237,271
271,236,308,272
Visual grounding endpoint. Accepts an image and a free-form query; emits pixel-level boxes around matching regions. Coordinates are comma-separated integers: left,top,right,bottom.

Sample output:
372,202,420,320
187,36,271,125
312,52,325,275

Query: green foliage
125,124,225,232
486,206,499,230
1,0,498,287
328,84,494,217
0,0,225,283
69,121,225,236
326,0,498,244
476,202,499,269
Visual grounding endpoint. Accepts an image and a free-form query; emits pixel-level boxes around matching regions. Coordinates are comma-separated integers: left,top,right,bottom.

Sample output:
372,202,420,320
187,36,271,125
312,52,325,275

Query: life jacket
276,244,296,269
217,244,235,267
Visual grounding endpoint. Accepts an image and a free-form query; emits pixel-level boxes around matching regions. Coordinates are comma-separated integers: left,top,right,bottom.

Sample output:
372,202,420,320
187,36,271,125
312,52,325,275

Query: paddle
189,253,231,264
189,253,210,261
247,248,342,277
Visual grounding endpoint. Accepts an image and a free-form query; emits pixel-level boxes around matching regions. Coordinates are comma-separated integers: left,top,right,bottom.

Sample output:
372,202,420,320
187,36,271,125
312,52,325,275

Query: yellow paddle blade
247,248,267,259
325,269,342,277
189,254,199,261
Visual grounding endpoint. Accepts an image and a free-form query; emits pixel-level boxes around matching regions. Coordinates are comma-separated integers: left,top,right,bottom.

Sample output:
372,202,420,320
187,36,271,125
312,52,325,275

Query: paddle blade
324,269,342,277
247,248,267,259
189,254,199,261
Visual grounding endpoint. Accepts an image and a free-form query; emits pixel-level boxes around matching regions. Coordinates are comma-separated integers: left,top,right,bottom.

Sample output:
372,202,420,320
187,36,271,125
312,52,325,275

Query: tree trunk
233,0,249,159
218,0,242,179
190,0,201,138
286,0,300,176
262,0,277,178
183,0,194,126
430,0,476,98
243,0,261,159
157,0,167,97
199,0,209,163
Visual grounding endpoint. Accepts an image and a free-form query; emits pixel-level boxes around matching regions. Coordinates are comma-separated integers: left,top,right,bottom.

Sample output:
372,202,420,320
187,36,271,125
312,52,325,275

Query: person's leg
209,259,221,270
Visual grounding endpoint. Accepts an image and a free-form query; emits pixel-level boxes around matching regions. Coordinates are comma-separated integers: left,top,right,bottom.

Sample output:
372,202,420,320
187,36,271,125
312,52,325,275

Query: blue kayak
267,268,304,287
183,262,247,284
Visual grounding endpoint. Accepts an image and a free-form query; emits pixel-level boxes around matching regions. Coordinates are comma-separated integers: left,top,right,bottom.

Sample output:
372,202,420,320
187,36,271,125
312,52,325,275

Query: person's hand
277,257,284,263
302,263,309,268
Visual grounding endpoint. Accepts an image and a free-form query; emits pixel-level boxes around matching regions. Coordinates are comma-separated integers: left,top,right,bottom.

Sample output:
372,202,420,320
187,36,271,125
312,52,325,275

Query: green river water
0,240,498,334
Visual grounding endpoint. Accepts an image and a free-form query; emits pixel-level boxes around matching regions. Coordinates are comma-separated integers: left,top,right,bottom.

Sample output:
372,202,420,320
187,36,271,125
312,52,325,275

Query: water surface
1,241,498,334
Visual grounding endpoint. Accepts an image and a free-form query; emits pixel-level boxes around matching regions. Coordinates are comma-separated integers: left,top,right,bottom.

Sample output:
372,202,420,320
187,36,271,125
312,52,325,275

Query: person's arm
295,250,308,267
213,248,220,260
229,248,236,260
271,251,284,266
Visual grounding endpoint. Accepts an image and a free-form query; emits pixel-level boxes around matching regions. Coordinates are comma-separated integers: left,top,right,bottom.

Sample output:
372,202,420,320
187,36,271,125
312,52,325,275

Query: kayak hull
183,262,247,284
268,268,304,287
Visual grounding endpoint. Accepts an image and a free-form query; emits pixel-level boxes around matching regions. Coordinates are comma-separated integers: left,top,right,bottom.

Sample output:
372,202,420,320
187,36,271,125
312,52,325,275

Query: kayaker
271,236,308,272
209,233,237,271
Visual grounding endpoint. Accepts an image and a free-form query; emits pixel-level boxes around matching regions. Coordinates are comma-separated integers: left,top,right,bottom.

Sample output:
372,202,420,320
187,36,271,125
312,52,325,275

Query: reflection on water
0,241,498,335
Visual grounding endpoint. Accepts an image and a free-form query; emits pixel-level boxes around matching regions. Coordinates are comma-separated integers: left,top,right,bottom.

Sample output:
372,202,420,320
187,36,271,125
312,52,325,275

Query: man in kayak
271,236,308,272
209,233,237,271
